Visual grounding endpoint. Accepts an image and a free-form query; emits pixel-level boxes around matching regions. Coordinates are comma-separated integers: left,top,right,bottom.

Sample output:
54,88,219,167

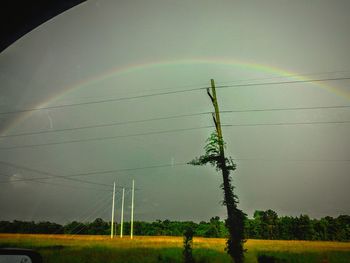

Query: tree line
246,210,350,241
0,210,349,241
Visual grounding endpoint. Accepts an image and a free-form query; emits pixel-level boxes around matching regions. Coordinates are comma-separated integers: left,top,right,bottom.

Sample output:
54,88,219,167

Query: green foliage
0,212,349,241
189,131,245,263
64,221,87,234
183,227,194,263
251,210,279,240
87,218,110,235
245,210,350,241
188,132,235,172
0,220,63,234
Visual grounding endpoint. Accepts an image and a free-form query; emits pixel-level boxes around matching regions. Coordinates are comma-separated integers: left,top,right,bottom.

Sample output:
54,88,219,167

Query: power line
221,105,350,114
0,171,111,192
0,112,210,138
120,70,349,94
0,76,349,116
1,118,349,151
71,200,113,237
0,160,113,188
0,87,202,116
2,105,350,139
66,194,114,236
216,76,350,90
222,120,350,128
234,158,350,162
48,192,113,236
2,157,349,187
1,177,110,192
0,162,188,184
214,70,350,86
0,126,214,150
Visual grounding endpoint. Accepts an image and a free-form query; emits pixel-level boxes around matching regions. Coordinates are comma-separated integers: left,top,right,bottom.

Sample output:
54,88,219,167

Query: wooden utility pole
130,179,135,239
110,181,116,239
208,79,225,154
120,188,125,238
207,79,245,263
207,79,231,211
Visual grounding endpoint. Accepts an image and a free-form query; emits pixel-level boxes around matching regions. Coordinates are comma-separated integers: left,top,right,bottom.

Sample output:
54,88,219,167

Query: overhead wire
0,125,214,150
66,194,114,236
214,70,350,86
234,158,350,162
0,160,117,188
0,76,348,116
0,112,211,138
1,105,349,139
216,76,350,90
222,120,350,128
3,151,350,188
0,171,111,192
79,70,348,100
221,105,350,114
0,162,189,184
70,191,128,237
71,202,113,236
1,117,350,151
0,87,202,116
48,191,113,236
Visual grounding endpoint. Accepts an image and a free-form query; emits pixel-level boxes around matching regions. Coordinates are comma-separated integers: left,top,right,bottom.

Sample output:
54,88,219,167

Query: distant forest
1,210,349,241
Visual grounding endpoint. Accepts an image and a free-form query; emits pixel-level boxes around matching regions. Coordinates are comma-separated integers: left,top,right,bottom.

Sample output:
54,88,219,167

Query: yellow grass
1,233,349,252
1,234,350,263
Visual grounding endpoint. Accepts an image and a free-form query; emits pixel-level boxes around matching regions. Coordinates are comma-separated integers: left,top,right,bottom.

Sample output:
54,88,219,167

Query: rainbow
1,57,349,136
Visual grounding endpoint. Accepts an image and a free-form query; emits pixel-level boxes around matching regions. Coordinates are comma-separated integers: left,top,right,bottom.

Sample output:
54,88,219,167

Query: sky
0,0,349,223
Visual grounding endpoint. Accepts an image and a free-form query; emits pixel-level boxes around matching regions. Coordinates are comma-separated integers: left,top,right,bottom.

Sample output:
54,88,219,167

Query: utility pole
208,79,225,155
207,79,245,263
130,179,134,239
207,79,230,215
120,188,125,238
110,181,116,239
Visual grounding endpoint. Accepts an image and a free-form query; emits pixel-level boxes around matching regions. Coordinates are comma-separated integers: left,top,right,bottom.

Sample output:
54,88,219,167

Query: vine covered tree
183,227,195,263
189,131,246,263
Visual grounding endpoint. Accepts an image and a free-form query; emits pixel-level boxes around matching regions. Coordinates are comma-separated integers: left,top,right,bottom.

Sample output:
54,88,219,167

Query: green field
1,234,349,263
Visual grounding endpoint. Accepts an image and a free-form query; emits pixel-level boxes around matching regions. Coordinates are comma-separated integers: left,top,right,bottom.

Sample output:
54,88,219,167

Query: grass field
1,234,350,263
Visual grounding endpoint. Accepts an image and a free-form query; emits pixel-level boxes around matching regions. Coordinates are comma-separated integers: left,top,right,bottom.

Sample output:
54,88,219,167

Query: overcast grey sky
0,0,349,223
